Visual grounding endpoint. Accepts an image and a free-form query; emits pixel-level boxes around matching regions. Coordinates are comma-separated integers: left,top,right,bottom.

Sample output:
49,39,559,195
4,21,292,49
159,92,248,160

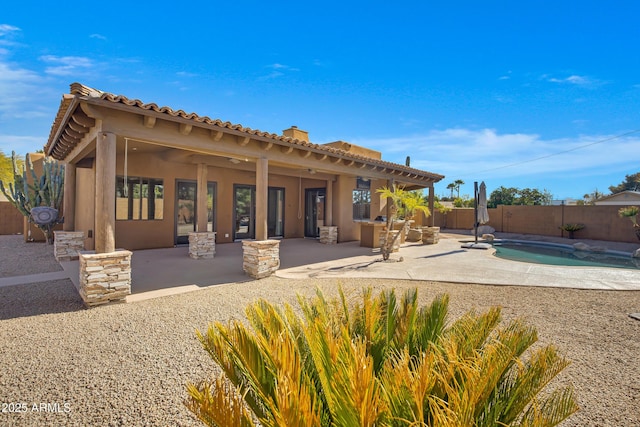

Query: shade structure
477,181,489,224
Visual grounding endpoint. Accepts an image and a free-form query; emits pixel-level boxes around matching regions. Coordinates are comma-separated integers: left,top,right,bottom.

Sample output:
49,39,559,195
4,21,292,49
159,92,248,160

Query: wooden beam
143,115,157,128
281,145,294,154
359,162,367,168
68,120,88,133
315,153,327,161
330,157,342,164
237,136,250,146
299,150,312,158
211,129,224,141
344,159,355,167
71,111,95,128
179,123,193,135
260,141,273,151
64,128,83,140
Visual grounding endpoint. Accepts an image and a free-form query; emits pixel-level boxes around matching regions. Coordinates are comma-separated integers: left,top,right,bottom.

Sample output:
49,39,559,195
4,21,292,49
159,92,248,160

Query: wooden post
63,162,76,231
325,179,333,226
95,132,116,253
196,163,208,232
428,184,435,226
255,157,268,240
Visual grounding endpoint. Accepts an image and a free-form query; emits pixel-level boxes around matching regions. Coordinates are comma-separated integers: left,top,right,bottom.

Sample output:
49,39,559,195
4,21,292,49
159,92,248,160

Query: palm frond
185,375,255,427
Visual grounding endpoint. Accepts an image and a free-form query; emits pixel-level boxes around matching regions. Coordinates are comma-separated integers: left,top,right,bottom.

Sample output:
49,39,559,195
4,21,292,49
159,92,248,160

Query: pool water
493,242,640,270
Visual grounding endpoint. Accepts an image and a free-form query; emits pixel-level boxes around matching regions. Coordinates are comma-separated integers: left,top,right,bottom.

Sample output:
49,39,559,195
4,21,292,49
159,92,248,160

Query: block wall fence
422,204,640,243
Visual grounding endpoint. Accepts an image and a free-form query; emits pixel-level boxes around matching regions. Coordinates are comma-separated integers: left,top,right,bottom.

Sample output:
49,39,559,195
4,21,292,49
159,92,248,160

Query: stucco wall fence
0,202,23,235
428,204,640,243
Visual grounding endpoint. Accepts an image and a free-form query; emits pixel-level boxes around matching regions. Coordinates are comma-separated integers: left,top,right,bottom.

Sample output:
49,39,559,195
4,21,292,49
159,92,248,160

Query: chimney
282,126,309,142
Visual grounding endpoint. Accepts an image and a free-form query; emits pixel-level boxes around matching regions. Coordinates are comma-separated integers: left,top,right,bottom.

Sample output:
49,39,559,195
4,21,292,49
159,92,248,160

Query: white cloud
89,33,107,40
39,55,94,76
0,61,46,119
0,24,20,37
544,74,600,86
267,63,299,71
0,134,46,155
176,71,198,78
260,63,300,79
351,128,640,184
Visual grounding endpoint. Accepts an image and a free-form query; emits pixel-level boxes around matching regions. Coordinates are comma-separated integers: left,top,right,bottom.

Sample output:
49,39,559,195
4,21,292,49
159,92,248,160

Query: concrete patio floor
53,231,640,301
3,230,639,301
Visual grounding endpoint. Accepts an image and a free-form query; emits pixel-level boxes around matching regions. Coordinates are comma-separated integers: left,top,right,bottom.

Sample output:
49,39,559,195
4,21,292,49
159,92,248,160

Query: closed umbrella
477,181,489,224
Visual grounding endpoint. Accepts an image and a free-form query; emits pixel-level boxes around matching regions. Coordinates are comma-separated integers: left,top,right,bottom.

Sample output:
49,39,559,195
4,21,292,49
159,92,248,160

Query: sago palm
186,287,578,426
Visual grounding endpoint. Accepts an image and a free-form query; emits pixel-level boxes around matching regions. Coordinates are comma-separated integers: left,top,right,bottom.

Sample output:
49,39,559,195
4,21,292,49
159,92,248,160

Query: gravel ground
0,235,62,277
1,237,639,426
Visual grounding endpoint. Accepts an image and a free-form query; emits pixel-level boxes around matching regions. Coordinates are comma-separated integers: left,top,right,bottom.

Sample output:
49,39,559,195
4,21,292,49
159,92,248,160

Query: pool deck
2,230,639,301
276,231,640,291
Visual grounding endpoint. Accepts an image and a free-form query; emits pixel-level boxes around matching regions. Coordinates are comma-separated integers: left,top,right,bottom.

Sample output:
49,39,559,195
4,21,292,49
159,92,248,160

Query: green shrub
186,287,578,426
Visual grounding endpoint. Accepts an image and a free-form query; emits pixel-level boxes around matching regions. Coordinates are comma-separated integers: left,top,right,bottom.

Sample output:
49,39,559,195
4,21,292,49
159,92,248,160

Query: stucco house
594,191,640,206
45,83,444,304
46,83,444,251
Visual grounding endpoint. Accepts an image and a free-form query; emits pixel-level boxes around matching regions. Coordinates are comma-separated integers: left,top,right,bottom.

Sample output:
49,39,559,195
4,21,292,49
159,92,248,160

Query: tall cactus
0,151,65,244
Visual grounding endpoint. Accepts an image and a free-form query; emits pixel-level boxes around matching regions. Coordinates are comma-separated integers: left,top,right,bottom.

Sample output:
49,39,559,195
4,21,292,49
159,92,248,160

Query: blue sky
1,1,639,200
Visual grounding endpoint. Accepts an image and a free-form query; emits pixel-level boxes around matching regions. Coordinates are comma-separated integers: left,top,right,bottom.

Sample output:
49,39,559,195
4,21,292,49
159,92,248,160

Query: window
116,176,164,220
352,189,371,221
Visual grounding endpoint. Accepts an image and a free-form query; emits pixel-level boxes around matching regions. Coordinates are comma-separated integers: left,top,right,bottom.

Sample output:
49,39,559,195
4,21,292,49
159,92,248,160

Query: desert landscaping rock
1,235,639,426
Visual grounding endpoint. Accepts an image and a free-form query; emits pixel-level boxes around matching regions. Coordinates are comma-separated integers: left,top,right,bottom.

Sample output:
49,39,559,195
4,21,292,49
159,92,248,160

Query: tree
446,182,456,199
582,189,604,205
186,287,578,427
376,185,430,261
454,179,465,198
609,172,640,194
517,188,553,206
488,186,518,208
488,186,552,208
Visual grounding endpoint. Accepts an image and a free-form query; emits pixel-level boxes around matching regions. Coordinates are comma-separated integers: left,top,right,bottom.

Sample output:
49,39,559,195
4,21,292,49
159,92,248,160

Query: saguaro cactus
0,151,64,244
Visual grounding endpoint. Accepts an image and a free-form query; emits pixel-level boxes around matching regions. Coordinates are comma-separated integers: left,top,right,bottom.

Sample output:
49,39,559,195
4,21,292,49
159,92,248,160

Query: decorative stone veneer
78,250,132,307
189,232,216,259
422,226,440,244
379,230,401,252
319,226,338,244
242,240,280,279
406,228,423,242
53,231,85,261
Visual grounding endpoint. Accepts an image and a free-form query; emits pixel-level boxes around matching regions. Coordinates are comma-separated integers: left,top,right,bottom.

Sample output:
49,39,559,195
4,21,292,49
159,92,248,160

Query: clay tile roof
47,83,444,183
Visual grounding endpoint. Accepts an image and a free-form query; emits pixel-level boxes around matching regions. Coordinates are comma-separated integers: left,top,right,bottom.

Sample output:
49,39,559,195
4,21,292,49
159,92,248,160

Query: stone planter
53,231,85,261
421,226,440,244
392,221,407,244
242,240,280,279
189,232,216,259
319,226,338,244
379,230,400,253
78,249,132,307
406,228,423,242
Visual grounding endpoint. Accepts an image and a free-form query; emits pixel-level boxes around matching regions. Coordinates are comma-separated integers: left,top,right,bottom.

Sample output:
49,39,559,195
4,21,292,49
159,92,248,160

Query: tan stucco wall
104,152,347,250
432,205,640,244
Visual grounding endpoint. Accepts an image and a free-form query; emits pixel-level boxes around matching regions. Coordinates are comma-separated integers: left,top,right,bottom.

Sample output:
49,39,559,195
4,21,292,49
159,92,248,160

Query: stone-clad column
63,162,76,231
95,132,116,253
428,184,435,227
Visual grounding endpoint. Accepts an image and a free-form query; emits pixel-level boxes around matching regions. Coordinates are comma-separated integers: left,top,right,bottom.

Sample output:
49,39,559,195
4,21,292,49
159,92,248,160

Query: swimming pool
492,241,640,270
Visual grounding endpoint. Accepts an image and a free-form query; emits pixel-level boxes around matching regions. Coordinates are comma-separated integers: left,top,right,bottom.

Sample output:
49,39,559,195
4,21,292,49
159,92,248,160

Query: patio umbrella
477,181,489,224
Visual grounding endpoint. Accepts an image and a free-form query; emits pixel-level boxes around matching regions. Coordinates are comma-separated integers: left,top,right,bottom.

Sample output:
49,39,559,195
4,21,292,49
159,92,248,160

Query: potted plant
559,223,585,239
618,206,640,240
